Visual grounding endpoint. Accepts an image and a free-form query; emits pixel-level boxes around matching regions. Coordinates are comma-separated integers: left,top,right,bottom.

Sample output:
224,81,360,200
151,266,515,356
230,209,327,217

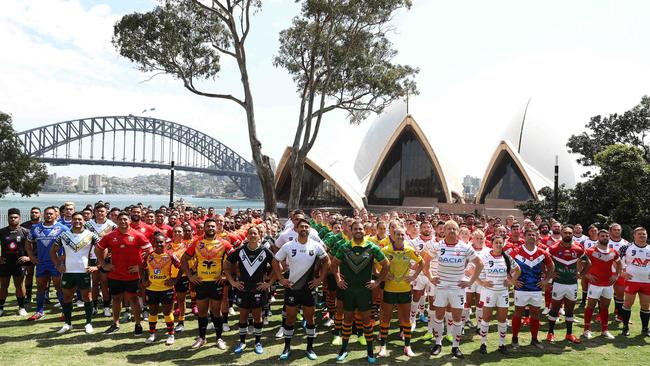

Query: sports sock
584,307,594,331
433,317,443,345
83,301,93,324
221,311,229,328
599,306,609,332
56,291,64,307
479,320,489,345
476,307,483,324
451,321,462,347
462,307,470,323
239,322,247,343
306,323,316,350
341,320,352,347
165,314,174,334
621,307,632,327
283,325,294,349
103,299,111,308
364,324,374,357
379,322,389,346
354,312,363,336
614,298,623,316
547,312,557,334
62,302,73,325
254,322,263,343
148,314,157,333
511,315,521,338
211,315,223,339
498,321,507,346
565,316,574,335
36,292,45,313
17,297,25,308
530,318,540,340
427,309,435,334
410,301,418,324
198,316,208,339
400,322,412,347
445,311,452,335
334,312,343,335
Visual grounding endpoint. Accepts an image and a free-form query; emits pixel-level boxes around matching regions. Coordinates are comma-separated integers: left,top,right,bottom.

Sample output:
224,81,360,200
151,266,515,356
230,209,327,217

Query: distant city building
46,173,57,185
462,175,481,200
89,174,102,188
77,175,89,191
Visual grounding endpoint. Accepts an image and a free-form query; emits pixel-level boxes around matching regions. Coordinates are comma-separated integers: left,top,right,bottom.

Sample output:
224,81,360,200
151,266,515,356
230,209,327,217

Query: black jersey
0,226,30,263
227,244,274,291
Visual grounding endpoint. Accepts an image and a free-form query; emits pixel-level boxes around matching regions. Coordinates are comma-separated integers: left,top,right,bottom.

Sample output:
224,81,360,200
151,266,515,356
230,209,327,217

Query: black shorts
195,281,224,301
284,287,317,307
146,289,174,305
174,276,189,293
0,263,25,278
233,289,267,309
108,278,140,296
326,274,338,291
99,258,112,273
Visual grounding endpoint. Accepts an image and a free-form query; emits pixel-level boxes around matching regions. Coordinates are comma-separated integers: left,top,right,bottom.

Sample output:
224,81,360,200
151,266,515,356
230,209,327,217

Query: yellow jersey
145,251,180,291
186,238,232,282
168,239,194,277
381,244,422,293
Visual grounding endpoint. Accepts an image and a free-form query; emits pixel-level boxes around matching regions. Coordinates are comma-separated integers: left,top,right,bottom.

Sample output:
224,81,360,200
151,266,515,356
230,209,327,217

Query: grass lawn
0,283,648,366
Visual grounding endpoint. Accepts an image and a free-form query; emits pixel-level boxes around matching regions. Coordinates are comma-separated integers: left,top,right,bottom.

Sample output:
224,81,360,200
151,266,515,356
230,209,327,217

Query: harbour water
0,193,263,225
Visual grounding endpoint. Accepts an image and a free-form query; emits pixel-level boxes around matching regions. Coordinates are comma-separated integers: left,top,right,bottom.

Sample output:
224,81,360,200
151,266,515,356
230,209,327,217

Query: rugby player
84,203,116,317
0,208,30,316
273,218,330,361
619,227,650,336
50,212,99,334
608,223,628,321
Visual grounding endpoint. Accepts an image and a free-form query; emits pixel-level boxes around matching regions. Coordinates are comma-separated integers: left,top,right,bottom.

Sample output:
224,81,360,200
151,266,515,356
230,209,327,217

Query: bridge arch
16,115,261,197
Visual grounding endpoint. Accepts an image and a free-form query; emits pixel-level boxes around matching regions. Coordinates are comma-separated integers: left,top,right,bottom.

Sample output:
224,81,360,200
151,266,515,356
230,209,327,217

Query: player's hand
514,280,524,289
551,272,559,279
127,265,139,273
584,273,595,282
29,255,38,265
365,280,379,290
386,273,395,281
164,279,176,286
430,276,440,285
86,266,98,273
279,278,293,288
57,263,66,273
308,278,322,289
189,274,202,285
406,275,417,284
337,278,348,289
143,280,151,288
623,272,633,280
458,280,471,288
17,256,30,264
538,280,550,290
231,280,245,291
608,275,618,286
101,263,113,272
482,280,494,289
256,282,271,291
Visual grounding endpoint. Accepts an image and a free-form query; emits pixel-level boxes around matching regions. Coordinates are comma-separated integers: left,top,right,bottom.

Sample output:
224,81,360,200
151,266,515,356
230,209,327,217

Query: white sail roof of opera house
501,97,578,187
274,147,366,210
475,140,553,203
353,101,464,203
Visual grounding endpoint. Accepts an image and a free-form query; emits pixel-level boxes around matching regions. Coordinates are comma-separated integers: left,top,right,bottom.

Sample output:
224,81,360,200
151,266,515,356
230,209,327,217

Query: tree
567,95,650,170
516,185,573,223
0,112,48,197
274,0,418,210
113,0,278,213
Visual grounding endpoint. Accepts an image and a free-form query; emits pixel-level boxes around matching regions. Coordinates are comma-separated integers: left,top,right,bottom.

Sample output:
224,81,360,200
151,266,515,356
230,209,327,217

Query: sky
1,0,649,183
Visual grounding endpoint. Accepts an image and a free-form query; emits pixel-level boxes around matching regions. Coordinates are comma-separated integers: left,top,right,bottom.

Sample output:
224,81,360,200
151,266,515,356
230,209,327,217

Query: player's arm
420,250,433,281
331,257,346,289
464,256,484,287
25,238,37,265
181,248,199,285
376,258,390,283
407,254,424,283
612,255,623,285
309,253,330,289
224,256,244,291
541,254,555,289
140,263,150,288
50,239,64,272
577,253,590,279
272,247,290,287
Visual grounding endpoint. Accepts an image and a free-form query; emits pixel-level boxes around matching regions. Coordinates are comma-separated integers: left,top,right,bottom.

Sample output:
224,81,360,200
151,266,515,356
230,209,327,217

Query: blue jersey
511,246,552,292
28,222,69,265
58,217,73,229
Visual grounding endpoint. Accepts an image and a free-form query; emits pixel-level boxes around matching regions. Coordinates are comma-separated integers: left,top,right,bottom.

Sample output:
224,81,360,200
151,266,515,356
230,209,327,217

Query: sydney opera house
274,99,577,217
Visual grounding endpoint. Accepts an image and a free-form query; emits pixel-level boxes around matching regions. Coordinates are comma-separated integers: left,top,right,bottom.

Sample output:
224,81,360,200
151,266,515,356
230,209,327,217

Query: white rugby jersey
85,219,117,259
422,238,439,277
274,238,327,290
479,251,518,292
620,243,650,283
412,236,434,276
583,238,598,250
608,238,629,254
274,227,322,249
433,240,477,289
55,229,100,273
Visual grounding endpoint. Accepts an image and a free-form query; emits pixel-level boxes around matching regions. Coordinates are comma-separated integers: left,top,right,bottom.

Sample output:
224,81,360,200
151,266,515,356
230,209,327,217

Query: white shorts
480,288,510,308
514,290,544,307
552,283,578,301
468,281,483,294
433,287,465,309
411,275,429,291
587,284,613,300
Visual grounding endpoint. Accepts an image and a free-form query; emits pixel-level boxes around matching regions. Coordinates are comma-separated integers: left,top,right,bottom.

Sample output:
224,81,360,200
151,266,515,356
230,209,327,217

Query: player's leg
146,293,160,344
32,272,49,318
25,265,34,303
397,300,415,356
449,303,465,358
562,285,580,343
161,291,174,345
193,285,210,347
250,305,264,353
235,305,251,352
529,305,543,348
91,269,100,312
583,295,598,339
280,303,298,359
0,275,10,315
495,305,509,353
51,273,64,310
621,289,636,336
410,288,424,330
80,286,93,333
126,287,143,335
377,301,393,357
580,278,589,308
511,303,524,348
638,292,650,335
302,296,318,359
58,283,76,333
337,310,354,359
614,280,625,321
430,290,448,354
463,291,475,327
99,270,111,317
546,284,564,341
209,296,225,348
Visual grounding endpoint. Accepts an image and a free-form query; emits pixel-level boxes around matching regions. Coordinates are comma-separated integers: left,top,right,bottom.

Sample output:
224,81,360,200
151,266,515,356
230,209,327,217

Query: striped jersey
433,240,477,290
479,250,518,292
583,238,598,250
511,245,553,291
274,238,327,290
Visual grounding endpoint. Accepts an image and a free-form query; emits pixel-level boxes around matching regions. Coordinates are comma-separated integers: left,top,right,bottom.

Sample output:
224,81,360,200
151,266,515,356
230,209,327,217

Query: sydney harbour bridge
16,115,262,198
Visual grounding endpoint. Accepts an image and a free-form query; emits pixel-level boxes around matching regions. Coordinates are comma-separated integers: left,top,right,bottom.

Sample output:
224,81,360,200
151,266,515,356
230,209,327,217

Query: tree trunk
287,151,306,211
250,145,276,214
